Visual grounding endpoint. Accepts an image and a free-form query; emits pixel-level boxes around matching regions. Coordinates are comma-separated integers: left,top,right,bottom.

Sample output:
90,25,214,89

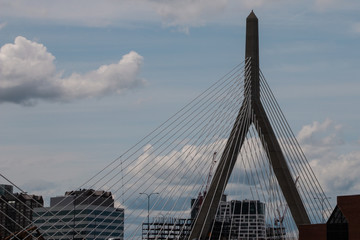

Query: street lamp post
140,192,159,239
314,196,331,223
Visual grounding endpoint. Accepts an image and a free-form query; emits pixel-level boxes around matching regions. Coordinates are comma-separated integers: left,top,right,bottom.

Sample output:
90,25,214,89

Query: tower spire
245,10,260,101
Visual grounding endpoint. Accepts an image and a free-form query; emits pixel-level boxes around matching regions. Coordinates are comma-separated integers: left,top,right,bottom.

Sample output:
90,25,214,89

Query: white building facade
215,199,266,240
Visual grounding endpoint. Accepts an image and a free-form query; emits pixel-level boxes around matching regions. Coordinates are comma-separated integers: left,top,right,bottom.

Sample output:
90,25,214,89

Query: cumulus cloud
297,119,360,195
0,36,145,105
297,118,343,157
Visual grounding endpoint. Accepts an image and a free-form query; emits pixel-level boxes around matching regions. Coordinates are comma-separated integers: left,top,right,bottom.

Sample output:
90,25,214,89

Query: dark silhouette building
0,184,43,239
51,188,114,207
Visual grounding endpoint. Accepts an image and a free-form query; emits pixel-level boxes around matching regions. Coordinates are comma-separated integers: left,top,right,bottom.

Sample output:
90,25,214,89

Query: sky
1,0,360,210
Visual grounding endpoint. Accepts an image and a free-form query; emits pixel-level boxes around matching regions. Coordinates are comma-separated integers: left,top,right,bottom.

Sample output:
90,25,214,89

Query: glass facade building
34,189,124,240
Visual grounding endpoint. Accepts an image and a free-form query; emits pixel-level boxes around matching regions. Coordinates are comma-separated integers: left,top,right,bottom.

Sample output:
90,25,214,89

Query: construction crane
191,152,218,220
275,207,288,227
274,176,300,226
204,152,217,195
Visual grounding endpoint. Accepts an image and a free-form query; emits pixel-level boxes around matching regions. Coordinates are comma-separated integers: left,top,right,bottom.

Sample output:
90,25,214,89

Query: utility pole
140,192,159,239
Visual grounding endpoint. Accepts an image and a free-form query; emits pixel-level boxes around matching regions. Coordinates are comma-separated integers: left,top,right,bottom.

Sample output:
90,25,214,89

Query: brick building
299,194,360,240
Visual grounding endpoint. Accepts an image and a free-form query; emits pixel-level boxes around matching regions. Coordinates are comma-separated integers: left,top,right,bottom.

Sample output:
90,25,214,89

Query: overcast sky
1,0,360,208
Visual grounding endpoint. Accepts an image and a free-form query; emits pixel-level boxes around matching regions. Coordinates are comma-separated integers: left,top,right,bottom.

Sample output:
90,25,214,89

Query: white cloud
297,119,360,195
0,36,145,105
297,118,343,147
0,36,56,87
312,150,360,194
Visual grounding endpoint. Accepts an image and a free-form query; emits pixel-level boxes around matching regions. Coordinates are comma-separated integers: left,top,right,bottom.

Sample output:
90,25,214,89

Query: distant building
142,194,268,240
34,189,124,240
0,184,43,239
142,217,192,240
213,197,267,240
0,185,13,196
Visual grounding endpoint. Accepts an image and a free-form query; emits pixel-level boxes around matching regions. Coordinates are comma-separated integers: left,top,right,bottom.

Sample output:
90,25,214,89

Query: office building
143,194,268,240
0,185,13,196
34,189,124,240
142,217,192,240
191,194,268,240
213,198,266,240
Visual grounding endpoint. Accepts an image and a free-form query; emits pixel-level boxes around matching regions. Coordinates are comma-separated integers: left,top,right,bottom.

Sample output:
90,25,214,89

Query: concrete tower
189,11,310,240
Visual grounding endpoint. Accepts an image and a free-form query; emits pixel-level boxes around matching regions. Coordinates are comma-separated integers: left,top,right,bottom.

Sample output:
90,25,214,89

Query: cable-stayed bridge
0,11,331,240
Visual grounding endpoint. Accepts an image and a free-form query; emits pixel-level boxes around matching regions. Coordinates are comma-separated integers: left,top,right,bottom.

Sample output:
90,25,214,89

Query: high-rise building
0,185,13,196
191,194,269,240
34,189,124,240
142,217,192,240
0,184,44,239
214,198,266,240
142,194,268,240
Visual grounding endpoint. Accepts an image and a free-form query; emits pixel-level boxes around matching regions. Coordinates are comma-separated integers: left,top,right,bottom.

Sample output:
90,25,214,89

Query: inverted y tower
189,11,310,239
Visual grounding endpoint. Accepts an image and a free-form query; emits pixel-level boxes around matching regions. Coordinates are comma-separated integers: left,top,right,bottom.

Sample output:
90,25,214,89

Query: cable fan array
0,58,330,240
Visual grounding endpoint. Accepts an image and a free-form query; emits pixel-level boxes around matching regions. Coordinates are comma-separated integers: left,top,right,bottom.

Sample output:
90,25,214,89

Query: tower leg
189,103,251,239
253,102,310,226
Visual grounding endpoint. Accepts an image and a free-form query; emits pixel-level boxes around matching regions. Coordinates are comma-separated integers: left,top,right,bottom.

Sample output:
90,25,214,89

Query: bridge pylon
189,11,311,240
